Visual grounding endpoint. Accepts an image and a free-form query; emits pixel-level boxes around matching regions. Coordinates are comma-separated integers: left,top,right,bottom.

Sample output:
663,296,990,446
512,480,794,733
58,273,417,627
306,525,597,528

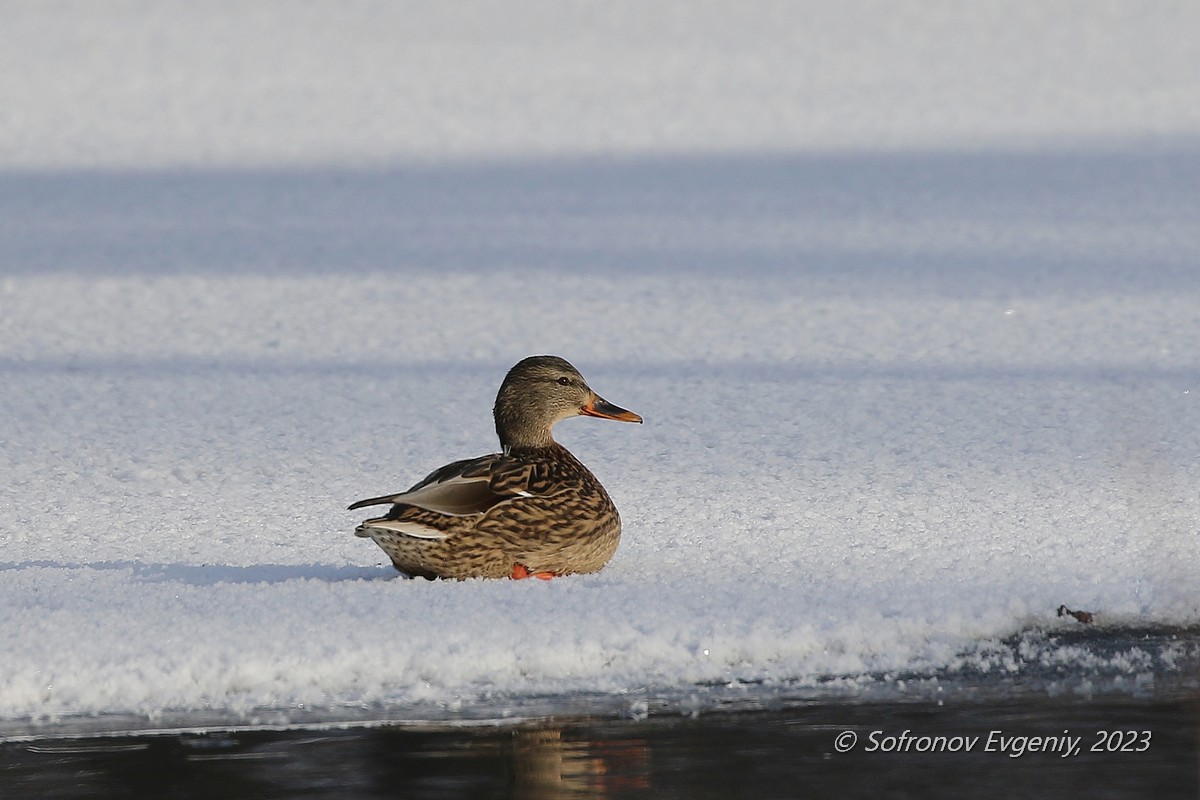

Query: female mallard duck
349,355,642,580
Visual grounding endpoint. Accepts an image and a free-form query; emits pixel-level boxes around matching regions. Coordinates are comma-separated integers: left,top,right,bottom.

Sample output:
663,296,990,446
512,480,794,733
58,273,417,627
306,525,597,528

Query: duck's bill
582,395,643,423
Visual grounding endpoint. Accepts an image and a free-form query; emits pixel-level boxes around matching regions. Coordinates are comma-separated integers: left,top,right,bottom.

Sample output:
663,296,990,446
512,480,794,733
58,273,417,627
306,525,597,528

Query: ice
1,2,1198,730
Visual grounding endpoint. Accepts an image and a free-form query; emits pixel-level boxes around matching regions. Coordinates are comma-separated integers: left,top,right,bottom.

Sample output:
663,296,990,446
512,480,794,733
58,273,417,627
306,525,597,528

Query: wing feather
356,518,449,539
348,453,545,517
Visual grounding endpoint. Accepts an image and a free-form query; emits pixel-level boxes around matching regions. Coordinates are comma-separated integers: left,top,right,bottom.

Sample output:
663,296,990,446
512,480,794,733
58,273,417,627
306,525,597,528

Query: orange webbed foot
511,564,558,581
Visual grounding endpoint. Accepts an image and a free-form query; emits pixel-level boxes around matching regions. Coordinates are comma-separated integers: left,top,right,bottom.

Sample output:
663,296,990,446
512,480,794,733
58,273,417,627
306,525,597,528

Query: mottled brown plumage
349,356,642,580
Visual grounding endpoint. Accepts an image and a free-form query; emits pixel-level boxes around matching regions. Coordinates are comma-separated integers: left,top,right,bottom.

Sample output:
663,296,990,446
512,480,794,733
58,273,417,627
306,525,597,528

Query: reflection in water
1,697,1197,799
1,723,651,799
511,728,649,798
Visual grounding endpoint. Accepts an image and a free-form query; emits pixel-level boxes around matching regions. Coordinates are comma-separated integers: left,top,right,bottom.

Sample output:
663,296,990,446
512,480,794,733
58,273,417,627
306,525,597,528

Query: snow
2,2,1199,732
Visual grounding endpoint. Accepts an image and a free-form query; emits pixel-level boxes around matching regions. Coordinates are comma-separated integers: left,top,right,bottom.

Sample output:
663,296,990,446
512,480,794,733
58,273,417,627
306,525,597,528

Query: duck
349,355,642,580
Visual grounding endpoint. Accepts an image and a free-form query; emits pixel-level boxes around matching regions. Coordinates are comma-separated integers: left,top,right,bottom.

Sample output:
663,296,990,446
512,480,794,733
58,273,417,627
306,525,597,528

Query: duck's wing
348,453,540,517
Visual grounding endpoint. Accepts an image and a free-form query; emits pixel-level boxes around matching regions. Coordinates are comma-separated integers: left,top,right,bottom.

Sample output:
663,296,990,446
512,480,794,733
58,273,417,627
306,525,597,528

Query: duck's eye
556,376,571,386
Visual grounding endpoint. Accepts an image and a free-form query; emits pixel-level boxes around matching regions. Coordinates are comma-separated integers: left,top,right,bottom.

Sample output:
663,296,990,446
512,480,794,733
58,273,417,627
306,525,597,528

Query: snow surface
2,2,1199,731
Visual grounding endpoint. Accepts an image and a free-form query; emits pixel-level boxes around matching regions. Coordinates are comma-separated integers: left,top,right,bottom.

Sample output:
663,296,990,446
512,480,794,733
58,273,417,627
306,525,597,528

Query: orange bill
581,394,643,423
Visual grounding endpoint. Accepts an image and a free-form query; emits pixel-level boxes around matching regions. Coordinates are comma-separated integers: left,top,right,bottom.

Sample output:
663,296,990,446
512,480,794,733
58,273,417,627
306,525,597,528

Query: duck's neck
505,443,566,459
499,426,557,453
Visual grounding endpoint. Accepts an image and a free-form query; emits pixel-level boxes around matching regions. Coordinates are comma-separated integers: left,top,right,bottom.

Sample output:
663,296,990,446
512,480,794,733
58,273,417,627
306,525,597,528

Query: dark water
2,694,1196,799
4,625,1197,798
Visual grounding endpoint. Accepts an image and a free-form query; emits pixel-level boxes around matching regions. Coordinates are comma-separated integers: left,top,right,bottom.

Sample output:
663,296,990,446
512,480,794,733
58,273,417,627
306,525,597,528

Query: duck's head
493,355,642,450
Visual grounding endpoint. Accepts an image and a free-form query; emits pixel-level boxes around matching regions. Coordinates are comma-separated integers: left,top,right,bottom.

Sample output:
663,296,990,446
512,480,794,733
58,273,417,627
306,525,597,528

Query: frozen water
1,2,1198,733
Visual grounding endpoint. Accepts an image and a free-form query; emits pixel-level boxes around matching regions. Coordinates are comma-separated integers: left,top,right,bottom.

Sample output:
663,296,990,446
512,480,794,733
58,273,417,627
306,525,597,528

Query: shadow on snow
0,560,396,585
